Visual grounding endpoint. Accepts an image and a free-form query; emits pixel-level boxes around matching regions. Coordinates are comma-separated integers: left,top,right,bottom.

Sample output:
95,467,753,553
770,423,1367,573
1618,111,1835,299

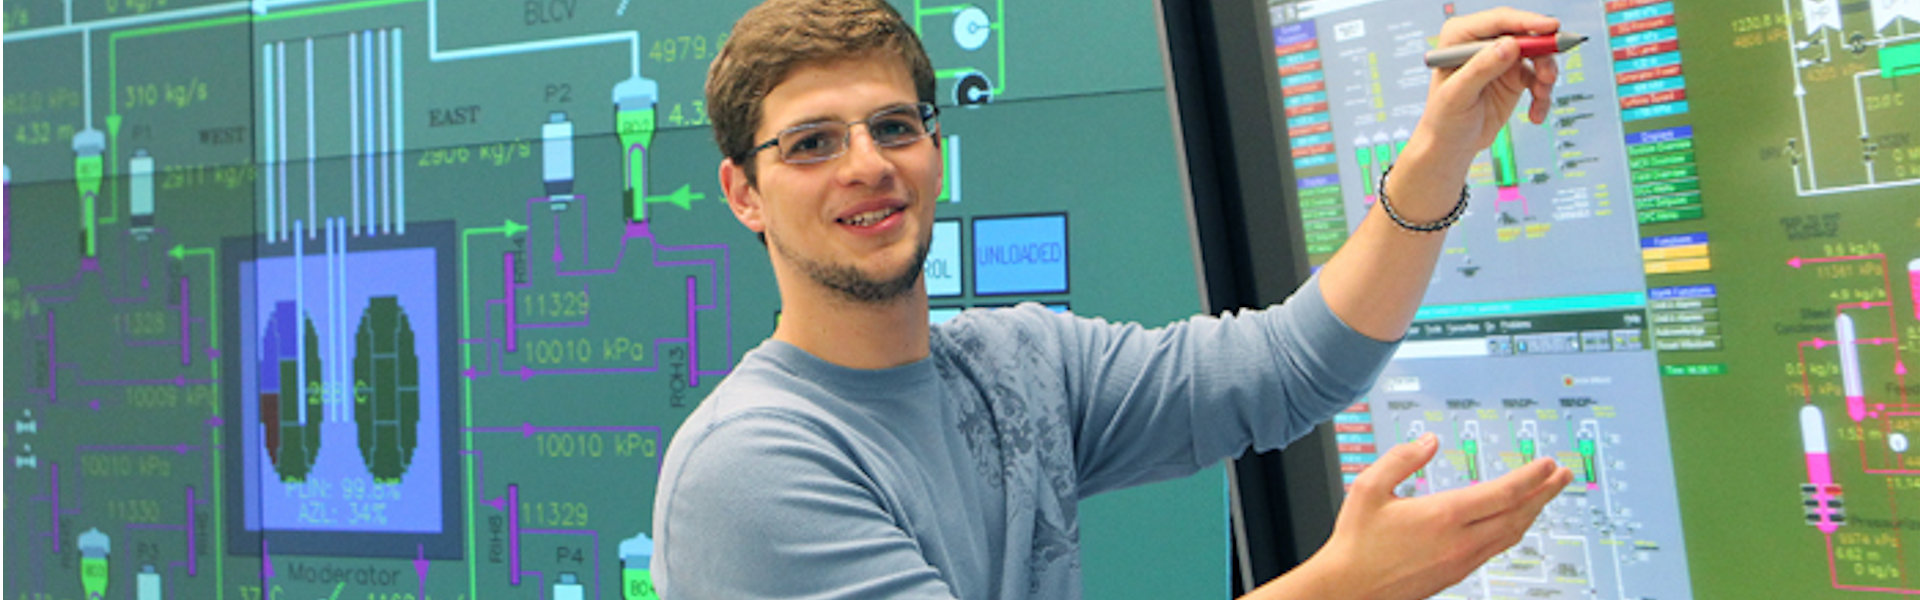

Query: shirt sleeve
653,409,960,600
1030,275,1400,497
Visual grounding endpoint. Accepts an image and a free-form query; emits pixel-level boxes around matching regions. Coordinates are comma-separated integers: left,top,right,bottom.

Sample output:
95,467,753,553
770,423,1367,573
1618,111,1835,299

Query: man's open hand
1298,433,1573,600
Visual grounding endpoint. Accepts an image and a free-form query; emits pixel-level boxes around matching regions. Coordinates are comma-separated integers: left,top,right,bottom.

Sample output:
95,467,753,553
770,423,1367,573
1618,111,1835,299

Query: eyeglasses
748,102,940,165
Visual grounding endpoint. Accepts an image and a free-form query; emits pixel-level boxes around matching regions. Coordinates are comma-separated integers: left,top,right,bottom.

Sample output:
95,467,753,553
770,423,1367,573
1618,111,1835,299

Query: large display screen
2,1,1228,598
1267,0,1919,597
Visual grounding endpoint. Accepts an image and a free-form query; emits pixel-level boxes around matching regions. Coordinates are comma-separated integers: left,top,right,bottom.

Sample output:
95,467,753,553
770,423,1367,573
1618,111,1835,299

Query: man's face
723,56,942,305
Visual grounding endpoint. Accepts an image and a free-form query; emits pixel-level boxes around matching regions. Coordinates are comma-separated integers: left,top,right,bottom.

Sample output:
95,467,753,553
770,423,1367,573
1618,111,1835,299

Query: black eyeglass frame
746,102,941,165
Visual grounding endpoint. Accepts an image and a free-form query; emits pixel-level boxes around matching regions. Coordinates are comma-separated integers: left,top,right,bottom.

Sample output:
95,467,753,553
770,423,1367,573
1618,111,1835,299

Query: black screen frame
1157,0,1347,592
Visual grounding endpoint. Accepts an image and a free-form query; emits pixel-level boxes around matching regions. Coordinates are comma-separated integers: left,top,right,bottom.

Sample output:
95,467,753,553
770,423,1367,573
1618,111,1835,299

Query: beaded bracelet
1376,163,1470,233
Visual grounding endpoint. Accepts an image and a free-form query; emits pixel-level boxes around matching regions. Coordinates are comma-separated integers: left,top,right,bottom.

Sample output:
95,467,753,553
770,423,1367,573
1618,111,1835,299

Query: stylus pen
1423,32,1588,69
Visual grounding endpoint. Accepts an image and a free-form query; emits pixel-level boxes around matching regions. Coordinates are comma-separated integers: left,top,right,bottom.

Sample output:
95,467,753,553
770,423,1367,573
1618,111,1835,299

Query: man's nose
836,124,896,186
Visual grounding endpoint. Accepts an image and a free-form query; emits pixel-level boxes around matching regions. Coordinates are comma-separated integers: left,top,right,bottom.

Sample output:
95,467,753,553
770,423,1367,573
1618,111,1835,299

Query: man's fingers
1349,433,1439,506
1527,54,1559,124
1444,457,1560,522
1466,466,1574,558
1437,7,1560,46
1483,465,1571,528
1431,8,1561,108
1530,54,1559,96
1437,36,1524,106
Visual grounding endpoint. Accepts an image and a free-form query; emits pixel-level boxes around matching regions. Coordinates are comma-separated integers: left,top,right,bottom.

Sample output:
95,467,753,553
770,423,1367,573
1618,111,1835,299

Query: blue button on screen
926,220,963,298
973,214,1068,296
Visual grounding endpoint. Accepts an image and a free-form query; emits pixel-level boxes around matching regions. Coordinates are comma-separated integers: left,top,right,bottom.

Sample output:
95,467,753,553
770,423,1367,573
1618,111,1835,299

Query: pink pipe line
552,203,565,264
51,463,60,553
505,252,517,352
461,450,503,512
1911,262,1919,321
1798,337,1897,347
1836,301,1893,312
1828,533,1840,588
1835,585,1920,595
512,321,589,330
1799,345,1814,403
180,276,192,365
25,263,93,294
686,276,700,387
187,486,197,575
508,484,521,586
47,310,58,403
490,190,738,383
1798,253,1886,266
1893,476,1911,589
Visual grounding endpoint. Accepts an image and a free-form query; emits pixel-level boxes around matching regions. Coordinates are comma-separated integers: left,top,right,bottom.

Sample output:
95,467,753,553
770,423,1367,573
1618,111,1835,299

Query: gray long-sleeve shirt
652,277,1398,599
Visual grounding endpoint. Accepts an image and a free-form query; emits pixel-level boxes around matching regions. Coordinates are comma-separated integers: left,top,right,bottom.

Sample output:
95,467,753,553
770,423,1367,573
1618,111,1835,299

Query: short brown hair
706,0,936,185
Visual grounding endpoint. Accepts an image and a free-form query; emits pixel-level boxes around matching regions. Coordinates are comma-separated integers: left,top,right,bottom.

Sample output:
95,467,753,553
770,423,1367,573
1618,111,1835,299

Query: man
652,0,1574,597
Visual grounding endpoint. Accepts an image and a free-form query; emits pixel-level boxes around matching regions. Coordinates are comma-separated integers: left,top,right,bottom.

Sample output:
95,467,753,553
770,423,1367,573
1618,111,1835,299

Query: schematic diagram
1364,346,1693,600
4,0,1225,598
7,0,748,598
913,0,1005,106
1781,246,1920,594
230,230,457,554
1780,0,1920,197
1291,0,1647,307
1276,0,1920,597
1607,0,1920,596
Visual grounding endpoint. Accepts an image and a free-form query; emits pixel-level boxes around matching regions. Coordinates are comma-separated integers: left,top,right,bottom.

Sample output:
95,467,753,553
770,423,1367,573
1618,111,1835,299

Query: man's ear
720,158,764,235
